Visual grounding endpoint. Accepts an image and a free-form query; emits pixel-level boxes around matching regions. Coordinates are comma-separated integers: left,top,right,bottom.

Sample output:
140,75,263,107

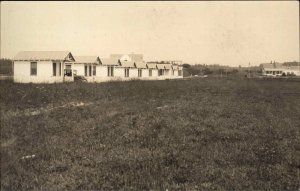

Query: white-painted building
110,53,147,81
146,63,159,79
164,63,173,79
156,64,166,80
117,60,138,80
178,65,183,77
135,61,149,79
147,61,183,79
94,58,120,82
172,65,179,77
13,51,184,83
261,62,300,77
13,51,75,83
71,56,101,82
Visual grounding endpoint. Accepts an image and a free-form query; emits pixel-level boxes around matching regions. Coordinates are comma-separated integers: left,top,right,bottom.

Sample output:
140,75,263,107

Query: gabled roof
135,61,147,69
156,64,165,69
129,54,143,62
110,54,144,62
74,56,100,64
100,58,119,66
119,60,135,68
147,63,158,69
164,64,172,70
14,51,75,61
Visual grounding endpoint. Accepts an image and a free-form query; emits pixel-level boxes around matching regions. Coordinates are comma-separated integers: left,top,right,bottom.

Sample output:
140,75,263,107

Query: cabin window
158,69,164,76
138,69,142,77
53,62,62,76
93,66,96,76
108,66,114,77
31,62,37,76
53,63,56,76
89,66,92,76
149,69,152,77
84,65,88,76
125,68,129,77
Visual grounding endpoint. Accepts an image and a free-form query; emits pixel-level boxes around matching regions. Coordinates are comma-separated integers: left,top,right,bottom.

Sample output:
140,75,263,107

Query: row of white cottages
13,51,183,83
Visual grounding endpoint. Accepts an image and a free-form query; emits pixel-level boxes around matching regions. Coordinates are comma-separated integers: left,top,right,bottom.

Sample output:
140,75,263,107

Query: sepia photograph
1,1,299,190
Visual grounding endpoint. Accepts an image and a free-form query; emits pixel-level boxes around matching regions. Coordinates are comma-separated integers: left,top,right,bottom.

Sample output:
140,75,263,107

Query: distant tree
0,58,13,75
217,69,225,73
283,61,300,66
182,63,191,68
202,67,212,75
231,69,239,74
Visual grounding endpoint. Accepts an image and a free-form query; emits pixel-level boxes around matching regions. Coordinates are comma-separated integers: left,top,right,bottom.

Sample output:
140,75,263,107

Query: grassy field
1,78,300,190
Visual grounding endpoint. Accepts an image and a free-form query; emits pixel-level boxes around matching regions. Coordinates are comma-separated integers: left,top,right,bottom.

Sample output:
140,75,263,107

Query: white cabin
71,56,100,82
13,51,75,83
94,58,120,82
135,61,148,79
146,63,159,79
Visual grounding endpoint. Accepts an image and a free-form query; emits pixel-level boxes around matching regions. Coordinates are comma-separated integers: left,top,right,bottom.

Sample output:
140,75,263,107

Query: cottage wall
96,66,108,77
73,64,85,76
73,63,94,82
173,70,179,77
114,67,125,78
150,69,159,78
14,61,64,83
94,66,123,82
141,69,149,78
129,68,139,78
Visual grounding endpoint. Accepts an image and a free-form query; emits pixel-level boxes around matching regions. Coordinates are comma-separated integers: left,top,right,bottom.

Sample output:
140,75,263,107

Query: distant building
147,61,183,79
146,62,159,79
111,54,143,80
13,51,75,83
135,61,148,79
261,62,300,76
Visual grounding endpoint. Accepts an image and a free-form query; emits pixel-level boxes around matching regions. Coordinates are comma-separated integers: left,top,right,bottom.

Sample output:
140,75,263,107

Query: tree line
0,58,13,75
182,63,262,77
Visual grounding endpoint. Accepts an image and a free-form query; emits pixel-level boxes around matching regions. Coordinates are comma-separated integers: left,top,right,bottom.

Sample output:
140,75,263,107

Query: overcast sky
1,1,299,66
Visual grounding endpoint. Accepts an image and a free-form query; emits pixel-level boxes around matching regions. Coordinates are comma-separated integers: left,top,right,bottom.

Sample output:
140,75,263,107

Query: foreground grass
1,78,300,190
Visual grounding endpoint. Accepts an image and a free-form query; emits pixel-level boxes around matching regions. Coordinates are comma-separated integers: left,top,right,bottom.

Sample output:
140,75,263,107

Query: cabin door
64,64,73,82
